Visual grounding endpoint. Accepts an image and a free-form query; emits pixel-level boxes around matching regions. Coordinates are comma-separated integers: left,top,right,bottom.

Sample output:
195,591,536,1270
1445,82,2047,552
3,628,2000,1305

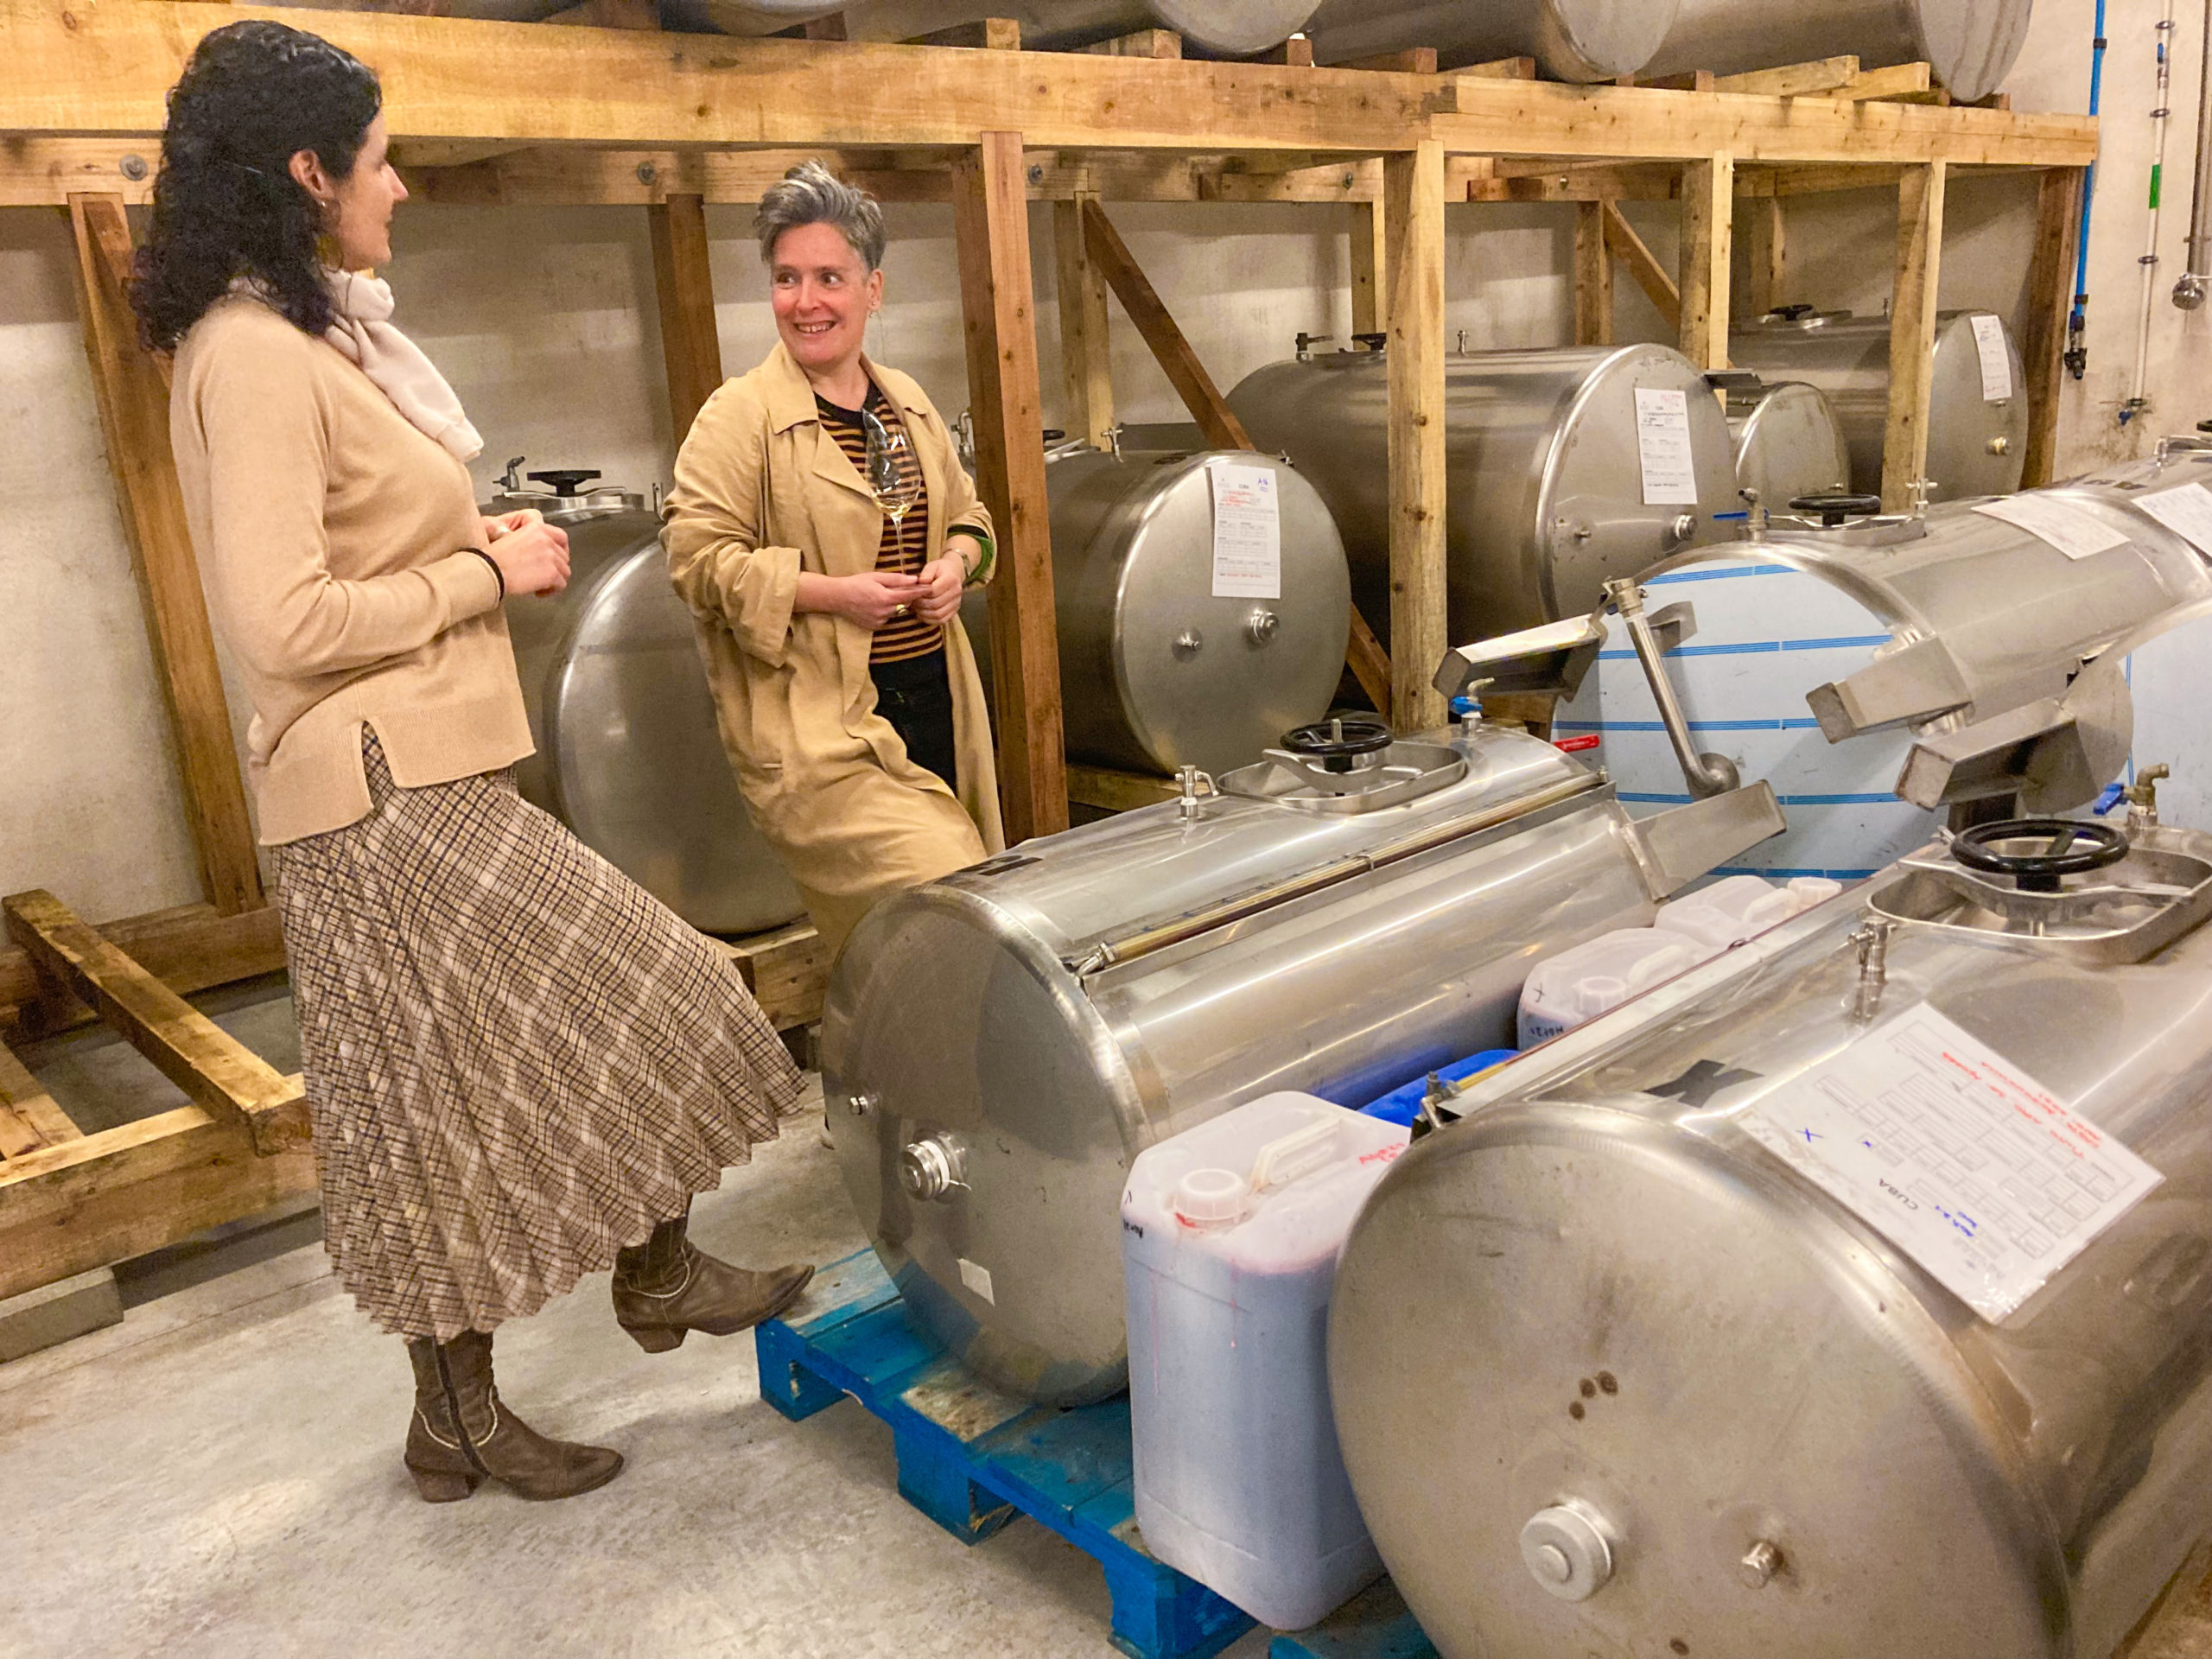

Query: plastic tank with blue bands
1360,1050,1518,1127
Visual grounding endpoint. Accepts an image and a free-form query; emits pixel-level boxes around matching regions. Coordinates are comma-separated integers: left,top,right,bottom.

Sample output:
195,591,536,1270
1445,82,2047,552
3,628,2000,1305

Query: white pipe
2126,0,2180,421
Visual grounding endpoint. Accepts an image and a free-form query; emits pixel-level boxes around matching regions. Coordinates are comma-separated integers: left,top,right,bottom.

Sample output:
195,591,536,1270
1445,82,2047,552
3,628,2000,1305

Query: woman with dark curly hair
139,18,815,1504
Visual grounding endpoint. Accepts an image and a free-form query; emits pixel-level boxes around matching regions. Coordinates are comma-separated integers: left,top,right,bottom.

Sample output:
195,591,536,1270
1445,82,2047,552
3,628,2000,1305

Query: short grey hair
754,161,886,273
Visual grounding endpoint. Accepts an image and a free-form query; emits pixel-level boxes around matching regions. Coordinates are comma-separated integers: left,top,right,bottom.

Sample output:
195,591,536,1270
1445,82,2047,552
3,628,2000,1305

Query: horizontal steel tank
493,469,805,937
1726,378,1849,511
1331,813,2212,1659
1229,342,1740,648
1304,0,1677,81
840,0,1319,54
1646,0,2033,102
963,444,1352,778
823,721,1784,1404
281,0,846,28
1730,307,2028,505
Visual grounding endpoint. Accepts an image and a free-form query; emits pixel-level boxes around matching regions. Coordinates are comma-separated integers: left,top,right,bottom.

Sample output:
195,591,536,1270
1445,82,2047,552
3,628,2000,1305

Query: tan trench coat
664,342,1005,955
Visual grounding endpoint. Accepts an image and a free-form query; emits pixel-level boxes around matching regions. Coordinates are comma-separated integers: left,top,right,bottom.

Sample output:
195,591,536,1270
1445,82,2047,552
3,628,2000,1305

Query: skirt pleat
274,733,806,1340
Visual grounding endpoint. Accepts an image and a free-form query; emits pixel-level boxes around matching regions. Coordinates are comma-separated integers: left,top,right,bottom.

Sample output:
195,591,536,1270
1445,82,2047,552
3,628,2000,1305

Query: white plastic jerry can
1121,1092,1410,1631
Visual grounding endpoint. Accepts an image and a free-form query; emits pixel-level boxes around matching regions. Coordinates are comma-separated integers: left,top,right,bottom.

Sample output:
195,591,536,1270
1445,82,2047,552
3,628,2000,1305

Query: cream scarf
320,268,483,463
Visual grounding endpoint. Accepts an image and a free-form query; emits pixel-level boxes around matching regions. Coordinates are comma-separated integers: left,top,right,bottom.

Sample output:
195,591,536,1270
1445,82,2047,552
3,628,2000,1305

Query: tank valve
1847,919,1893,1023
1245,608,1281,646
899,1135,966,1202
1519,1503,1615,1602
848,1090,878,1118
1738,1539,1785,1588
2126,764,2170,830
1668,512,1700,548
1986,435,2012,456
1173,628,1204,659
1176,765,1217,823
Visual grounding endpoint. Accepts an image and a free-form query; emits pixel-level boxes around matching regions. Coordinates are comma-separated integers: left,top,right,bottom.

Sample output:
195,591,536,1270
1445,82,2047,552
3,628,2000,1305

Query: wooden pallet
756,1249,1253,1659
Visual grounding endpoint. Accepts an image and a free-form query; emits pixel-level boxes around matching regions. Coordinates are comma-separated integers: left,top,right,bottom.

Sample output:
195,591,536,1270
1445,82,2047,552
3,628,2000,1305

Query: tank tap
1106,421,1125,461
499,454,526,493
1847,919,1893,1023
1739,486,1769,542
2126,763,2171,830
1176,765,1217,823
1906,477,1936,518
1454,678,1494,741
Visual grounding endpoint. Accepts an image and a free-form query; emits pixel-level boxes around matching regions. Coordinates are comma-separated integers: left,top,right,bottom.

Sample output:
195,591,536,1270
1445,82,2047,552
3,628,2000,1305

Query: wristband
467,547,506,601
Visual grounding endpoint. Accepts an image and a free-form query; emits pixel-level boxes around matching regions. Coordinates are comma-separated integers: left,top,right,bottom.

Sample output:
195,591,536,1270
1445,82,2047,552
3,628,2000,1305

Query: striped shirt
817,385,941,667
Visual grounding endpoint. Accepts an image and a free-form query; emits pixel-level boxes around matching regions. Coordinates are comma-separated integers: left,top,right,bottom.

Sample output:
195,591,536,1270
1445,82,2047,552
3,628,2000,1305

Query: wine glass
861,409,923,536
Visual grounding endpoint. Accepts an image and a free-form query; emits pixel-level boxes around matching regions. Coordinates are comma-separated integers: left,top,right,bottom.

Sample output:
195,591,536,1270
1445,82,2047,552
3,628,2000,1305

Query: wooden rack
0,0,2097,1308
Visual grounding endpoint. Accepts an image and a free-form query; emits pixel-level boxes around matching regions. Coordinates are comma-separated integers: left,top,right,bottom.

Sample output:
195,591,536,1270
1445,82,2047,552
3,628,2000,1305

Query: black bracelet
466,547,505,600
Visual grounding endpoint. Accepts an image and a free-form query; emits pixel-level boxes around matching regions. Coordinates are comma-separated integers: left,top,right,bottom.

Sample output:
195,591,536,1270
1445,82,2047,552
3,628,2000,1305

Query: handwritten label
1974,494,2133,561
1742,1003,2161,1321
1634,386,1699,505
1969,313,2014,403
2134,480,2212,558
1209,459,1281,599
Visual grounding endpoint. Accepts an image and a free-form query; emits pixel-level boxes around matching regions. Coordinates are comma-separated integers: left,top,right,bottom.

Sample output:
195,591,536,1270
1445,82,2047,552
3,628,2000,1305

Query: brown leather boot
403,1330,624,1503
611,1211,814,1353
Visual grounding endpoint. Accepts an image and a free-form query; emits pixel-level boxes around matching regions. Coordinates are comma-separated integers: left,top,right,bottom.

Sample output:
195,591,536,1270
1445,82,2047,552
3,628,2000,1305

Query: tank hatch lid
1433,613,1606,702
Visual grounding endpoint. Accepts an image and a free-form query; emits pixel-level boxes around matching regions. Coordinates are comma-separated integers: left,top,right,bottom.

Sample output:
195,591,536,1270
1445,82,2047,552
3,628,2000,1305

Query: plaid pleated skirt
273,733,807,1341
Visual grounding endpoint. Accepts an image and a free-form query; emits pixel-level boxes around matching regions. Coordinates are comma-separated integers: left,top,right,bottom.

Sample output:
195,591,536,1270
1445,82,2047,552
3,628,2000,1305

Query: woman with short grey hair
665,162,1004,954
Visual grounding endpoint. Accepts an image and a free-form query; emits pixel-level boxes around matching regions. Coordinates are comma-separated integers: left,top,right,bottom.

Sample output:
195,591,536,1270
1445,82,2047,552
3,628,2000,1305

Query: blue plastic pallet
755,1249,1254,1659
1267,1580,1437,1659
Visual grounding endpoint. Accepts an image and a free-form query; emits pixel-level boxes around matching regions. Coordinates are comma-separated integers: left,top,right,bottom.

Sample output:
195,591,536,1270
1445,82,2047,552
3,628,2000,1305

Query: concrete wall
3,1,2206,918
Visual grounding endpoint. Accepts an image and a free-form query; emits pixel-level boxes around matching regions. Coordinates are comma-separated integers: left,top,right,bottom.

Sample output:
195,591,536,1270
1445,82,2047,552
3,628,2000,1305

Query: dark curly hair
131,20,381,352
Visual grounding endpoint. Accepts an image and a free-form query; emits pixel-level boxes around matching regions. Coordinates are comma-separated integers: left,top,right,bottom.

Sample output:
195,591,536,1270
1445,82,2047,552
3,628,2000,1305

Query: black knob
1281,715,1392,773
1767,303,1818,321
1788,492,1885,528
526,468,601,496
1950,818,2130,893
1351,332,1389,352
2197,418,2212,433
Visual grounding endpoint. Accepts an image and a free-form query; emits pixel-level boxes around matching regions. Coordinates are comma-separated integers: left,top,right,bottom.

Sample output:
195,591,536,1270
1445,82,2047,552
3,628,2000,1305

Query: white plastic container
1516,926,1711,1046
1656,873,1842,951
1122,1093,1409,1630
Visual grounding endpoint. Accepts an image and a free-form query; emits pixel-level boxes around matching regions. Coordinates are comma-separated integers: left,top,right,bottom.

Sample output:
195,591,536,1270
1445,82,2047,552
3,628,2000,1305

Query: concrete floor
0,997,1274,1659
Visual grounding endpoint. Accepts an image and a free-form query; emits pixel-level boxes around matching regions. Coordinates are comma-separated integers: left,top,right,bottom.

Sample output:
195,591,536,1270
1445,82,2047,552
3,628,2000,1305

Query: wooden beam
1331,48,1437,75
1351,196,1387,336
1603,202,1681,333
954,134,1067,844
904,17,1019,49
0,1103,316,1303
1744,194,1786,319
1383,139,1448,734
2021,167,2083,489
647,191,724,443
1080,28,1179,59
0,900,285,1040
1052,192,1115,448
1737,162,1909,197
1460,57,1536,81
1078,196,1253,451
66,194,263,917
3,891,308,1157
714,920,830,1031
1573,199,1613,346
1678,154,1734,372
541,0,657,26
0,3,2097,166
1641,70,1716,94
0,1040,79,1160
1882,162,1947,511
1345,606,1393,713
1066,766,1179,814
1260,36,1314,67
1715,55,1859,98
1844,63,1936,102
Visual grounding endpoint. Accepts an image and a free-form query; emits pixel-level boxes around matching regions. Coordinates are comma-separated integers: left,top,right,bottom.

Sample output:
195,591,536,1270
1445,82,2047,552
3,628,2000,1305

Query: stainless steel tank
963,444,1352,778
822,717,1785,1405
1726,378,1849,510
1647,0,2032,102
1331,813,2212,1659
840,0,1320,55
491,468,805,937
1304,0,1677,80
1730,307,2029,505
280,0,847,27
1229,343,1740,649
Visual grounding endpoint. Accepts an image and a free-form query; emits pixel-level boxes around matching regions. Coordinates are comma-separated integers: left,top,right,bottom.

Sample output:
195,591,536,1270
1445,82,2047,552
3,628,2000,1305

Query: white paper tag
2133,480,2212,557
1209,459,1281,599
1633,386,1699,505
1968,313,2014,403
958,1257,995,1304
1743,1003,2162,1322
1973,495,2133,561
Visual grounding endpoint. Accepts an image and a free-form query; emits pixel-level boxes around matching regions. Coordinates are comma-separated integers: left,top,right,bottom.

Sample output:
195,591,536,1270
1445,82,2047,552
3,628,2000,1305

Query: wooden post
1383,140,1447,733
65,193,263,916
1079,198,1252,449
647,191,724,443
1678,154,1734,373
1573,200,1613,346
953,133,1067,842
1883,162,1948,511
2021,167,2084,489
1351,197,1387,337
1052,190,1116,448
1744,194,1786,321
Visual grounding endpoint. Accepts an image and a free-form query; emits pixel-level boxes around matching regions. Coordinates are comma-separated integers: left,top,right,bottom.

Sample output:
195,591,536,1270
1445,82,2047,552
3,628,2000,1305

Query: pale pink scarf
320,267,483,463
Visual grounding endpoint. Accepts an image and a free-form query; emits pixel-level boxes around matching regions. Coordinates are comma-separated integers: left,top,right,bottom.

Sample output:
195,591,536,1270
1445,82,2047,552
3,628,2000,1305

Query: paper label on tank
1633,387,1699,505
1208,458,1281,599
1969,313,2014,402
1741,1003,2162,1322
1972,495,2133,561
2133,481,2212,556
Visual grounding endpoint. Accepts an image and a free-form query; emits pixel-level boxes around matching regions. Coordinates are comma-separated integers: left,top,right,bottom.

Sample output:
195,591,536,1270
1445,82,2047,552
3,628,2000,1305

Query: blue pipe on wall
2067,0,2108,378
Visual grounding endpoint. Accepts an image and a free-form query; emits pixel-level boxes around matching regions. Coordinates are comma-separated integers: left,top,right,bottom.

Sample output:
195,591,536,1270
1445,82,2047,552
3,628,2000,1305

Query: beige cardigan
664,343,1004,953
171,296,529,845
